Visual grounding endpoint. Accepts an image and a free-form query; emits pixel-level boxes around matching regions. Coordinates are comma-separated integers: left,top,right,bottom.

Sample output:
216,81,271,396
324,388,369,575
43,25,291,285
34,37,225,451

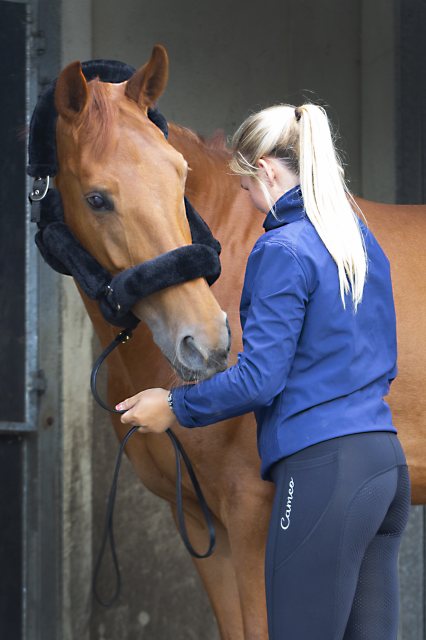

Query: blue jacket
171,184,398,481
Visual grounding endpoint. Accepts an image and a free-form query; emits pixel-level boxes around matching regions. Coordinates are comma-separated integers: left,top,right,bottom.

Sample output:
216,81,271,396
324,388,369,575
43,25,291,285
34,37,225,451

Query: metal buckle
104,284,121,312
29,176,50,223
29,176,50,202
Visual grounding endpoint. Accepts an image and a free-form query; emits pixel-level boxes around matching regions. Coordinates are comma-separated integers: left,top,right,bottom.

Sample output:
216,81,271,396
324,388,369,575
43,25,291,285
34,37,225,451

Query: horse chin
171,358,228,383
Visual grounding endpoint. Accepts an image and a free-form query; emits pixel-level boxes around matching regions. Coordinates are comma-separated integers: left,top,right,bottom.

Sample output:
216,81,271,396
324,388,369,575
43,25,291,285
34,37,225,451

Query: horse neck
167,124,239,227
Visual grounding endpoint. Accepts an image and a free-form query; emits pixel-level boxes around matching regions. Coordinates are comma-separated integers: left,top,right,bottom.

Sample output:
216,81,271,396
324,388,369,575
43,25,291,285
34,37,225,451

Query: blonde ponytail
229,103,369,313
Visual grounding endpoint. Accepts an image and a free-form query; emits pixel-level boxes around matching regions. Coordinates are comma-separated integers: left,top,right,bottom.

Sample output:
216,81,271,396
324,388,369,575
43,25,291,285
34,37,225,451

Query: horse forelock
73,78,167,163
76,78,119,160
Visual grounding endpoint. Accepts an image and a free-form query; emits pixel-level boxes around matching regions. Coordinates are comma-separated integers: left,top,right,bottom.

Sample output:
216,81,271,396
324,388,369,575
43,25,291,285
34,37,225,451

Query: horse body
353,197,426,502
53,47,426,639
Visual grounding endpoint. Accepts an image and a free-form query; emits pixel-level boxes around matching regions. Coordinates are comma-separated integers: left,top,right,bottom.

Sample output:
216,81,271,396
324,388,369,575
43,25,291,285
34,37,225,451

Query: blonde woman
117,103,411,639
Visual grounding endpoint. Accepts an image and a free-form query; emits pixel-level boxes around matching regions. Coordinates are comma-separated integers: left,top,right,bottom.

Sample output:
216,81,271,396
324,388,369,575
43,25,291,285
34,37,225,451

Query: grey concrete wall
56,1,423,639
361,0,397,203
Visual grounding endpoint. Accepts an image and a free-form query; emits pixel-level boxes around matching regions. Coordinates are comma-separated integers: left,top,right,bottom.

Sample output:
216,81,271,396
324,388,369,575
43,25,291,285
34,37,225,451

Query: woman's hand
116,388,175,434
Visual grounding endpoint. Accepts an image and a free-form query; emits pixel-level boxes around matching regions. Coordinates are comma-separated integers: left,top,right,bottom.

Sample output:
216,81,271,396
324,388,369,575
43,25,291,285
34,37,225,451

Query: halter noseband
27,59,222,329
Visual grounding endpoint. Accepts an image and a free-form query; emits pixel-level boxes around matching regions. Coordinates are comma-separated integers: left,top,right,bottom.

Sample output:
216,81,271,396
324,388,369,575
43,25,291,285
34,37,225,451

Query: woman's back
244,185,398,480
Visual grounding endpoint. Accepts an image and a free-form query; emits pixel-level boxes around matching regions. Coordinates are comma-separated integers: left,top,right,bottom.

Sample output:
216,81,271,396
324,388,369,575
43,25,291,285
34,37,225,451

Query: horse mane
165,124,240,198
201,129,229,151
170,124,232,161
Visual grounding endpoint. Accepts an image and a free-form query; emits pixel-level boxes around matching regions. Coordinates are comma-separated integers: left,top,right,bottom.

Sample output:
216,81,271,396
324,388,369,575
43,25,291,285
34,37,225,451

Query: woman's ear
257,158,275,186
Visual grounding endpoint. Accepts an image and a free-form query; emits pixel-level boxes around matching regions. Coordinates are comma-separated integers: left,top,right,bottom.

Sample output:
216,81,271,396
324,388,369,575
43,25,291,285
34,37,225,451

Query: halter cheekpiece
28,59,222,329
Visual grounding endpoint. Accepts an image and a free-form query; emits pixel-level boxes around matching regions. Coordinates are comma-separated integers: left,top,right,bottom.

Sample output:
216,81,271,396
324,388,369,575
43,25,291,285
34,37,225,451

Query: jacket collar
263,184,306,231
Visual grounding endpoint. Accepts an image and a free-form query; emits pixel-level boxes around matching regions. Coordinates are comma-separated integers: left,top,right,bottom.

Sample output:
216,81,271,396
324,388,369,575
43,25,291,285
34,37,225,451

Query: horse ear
125,44,169,109
55,61,89,121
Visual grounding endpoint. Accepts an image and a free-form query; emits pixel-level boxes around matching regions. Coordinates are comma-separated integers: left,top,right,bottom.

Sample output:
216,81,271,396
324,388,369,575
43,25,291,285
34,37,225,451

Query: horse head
53,45,230,381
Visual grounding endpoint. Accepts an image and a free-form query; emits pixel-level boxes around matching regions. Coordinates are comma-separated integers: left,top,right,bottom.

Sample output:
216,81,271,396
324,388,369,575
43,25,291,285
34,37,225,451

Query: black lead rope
90,329,216,607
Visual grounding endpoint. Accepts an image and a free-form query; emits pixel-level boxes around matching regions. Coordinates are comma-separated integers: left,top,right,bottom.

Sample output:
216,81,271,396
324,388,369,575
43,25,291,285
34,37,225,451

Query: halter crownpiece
27,60,169,178
28,59,222,330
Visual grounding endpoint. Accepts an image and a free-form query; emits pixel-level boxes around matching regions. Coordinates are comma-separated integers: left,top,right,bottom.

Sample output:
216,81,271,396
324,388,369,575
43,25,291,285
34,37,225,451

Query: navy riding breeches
265,431,411,640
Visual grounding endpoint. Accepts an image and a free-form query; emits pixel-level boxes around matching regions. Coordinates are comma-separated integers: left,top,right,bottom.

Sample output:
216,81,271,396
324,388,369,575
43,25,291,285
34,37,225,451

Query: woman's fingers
136,426,150,434
120,408,135,424
116,389,172,434
115,393,141,411
120,408,149,433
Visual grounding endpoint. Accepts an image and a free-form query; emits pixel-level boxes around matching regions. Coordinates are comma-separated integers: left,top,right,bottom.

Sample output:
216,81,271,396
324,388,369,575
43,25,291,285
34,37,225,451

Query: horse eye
85,192,113,211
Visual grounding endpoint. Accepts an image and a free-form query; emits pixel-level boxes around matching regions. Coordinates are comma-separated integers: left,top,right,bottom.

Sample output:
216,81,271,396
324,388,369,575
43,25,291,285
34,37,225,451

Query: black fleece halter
27,59,222,330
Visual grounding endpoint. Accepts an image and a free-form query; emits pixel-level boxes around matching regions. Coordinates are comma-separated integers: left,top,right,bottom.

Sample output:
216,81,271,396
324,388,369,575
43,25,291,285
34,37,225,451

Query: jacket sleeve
171,240,310,427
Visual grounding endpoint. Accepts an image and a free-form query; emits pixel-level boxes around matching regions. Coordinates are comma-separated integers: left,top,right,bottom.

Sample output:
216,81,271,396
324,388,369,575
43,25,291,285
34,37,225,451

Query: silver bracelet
167,390,174,414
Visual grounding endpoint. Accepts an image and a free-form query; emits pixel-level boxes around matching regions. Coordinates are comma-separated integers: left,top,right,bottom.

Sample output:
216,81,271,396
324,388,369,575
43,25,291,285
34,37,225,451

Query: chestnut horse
53,45,426,640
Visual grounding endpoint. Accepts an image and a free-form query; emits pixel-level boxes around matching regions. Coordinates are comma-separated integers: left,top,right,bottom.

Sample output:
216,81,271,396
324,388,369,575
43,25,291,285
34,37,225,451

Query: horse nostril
178,334,229,374
179,335,208,370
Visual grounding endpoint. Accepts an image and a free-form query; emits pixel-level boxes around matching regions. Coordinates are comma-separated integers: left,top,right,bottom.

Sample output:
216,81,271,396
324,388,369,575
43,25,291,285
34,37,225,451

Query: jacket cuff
170,385,198,427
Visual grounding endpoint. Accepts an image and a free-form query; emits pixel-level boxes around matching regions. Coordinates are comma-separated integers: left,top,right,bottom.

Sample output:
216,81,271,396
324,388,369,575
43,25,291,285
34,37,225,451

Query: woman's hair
229,103,368,313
